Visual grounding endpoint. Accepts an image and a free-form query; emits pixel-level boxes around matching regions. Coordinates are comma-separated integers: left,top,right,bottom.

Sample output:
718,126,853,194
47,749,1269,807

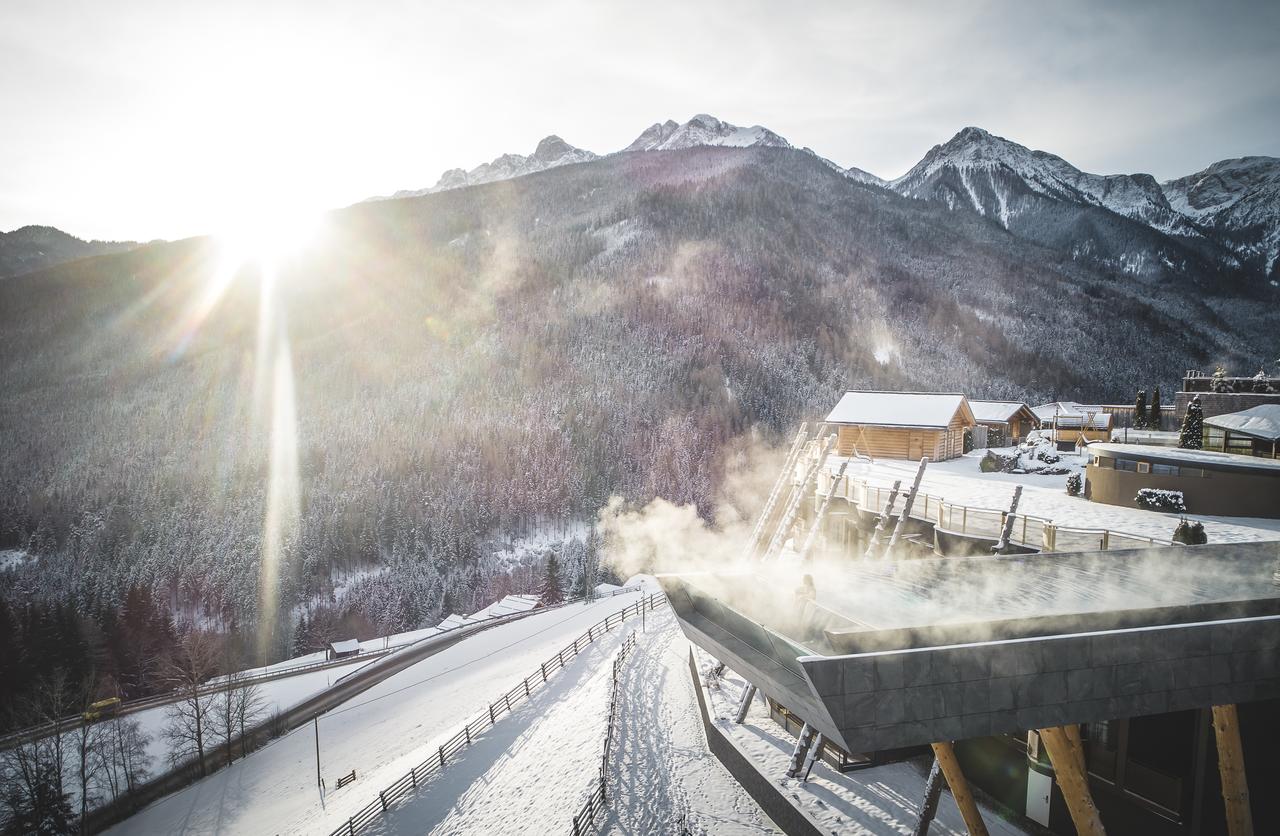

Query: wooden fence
568,629,639,835
329,593,666,836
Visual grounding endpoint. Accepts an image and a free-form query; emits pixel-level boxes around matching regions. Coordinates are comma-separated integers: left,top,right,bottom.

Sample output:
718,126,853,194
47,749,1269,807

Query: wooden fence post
489,704,495,724
1212,704,1254,836
541,663,547,682
410,766,416,787
438,746,445,769
379,791,387,812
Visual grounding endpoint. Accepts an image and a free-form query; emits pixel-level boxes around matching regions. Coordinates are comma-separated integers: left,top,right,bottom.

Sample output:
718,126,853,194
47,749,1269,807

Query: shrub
1066,473,1082,496
1173,517,1208,545
1136,488,1186,512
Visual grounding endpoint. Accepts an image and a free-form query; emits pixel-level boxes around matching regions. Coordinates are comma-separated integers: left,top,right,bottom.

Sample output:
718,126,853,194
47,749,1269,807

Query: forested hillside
0,145,1273,678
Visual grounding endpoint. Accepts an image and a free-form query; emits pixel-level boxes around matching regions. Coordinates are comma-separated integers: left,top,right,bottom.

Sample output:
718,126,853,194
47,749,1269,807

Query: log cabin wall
837,424,967,461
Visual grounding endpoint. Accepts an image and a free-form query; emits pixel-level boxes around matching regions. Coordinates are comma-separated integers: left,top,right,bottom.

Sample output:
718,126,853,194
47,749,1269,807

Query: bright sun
216,206,325,274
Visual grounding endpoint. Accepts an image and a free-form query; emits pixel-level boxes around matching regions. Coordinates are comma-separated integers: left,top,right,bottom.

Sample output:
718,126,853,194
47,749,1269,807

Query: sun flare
216,207,325,274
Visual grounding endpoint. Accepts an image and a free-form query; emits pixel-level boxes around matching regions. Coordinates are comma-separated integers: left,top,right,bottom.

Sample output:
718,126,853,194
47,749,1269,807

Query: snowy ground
600,615,778,836
105,592,656,836
834,450,1280,544
696,649,1034,836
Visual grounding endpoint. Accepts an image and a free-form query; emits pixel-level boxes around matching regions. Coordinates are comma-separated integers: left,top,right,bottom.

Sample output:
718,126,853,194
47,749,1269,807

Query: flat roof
826,391,967,429
1089,442,1280,473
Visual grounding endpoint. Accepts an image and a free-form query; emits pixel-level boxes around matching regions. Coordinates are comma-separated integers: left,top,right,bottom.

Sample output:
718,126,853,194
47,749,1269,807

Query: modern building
826,391,975,461
968,400,1040,445
663,541,1280,835
1085,443,1280,519
1176,370,1280,420
1204,405,1280,459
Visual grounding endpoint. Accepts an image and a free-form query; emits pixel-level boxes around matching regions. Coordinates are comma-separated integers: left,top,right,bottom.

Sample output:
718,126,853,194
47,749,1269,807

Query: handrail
809,447,1173,552
329,593,667,836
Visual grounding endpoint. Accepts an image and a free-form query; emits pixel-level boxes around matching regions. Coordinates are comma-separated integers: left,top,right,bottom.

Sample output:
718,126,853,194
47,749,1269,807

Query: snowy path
839,451,1280,544
105,594,651,836
601,613,778,836
699,651,1034,836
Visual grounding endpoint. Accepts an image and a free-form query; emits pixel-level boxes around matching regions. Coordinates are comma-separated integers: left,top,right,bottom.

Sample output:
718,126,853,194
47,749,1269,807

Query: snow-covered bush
978,436,1074,475
1135,488,1186,512
1066,473,1082,496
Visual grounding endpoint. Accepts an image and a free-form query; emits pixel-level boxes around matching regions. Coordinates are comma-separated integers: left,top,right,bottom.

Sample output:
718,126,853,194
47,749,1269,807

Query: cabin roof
1205,404,1280,442
826,391,972,430
328,639,360,654
968,399,1032,424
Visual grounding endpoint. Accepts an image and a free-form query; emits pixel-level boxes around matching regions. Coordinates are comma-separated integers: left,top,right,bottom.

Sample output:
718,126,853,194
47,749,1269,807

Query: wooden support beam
930,742,988,836
912,757,945,836
1211,704,1254,836
886,457,930,556
1064,723,1087,776
733,683,757,724
1039,726,1105,836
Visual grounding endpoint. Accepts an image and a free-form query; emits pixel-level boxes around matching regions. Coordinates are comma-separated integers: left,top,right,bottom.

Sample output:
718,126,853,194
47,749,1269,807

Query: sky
2,0,1278,242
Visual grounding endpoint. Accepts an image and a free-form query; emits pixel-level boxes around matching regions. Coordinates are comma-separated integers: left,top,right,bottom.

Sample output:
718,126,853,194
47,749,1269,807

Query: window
1115,459,1138,472
1152,464,1179,476
1137,462,1151,474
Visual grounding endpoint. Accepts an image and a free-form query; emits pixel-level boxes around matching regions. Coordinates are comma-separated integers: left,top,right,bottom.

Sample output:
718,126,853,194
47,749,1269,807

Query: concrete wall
800,614,1280,753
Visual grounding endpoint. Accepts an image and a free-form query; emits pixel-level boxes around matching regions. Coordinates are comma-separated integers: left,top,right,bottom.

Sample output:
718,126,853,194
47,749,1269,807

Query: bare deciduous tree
160,630,222,776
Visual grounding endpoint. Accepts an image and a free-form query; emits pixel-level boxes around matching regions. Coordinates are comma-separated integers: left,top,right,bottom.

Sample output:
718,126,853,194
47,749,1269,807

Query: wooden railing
568,629,639,835
328,593,666,836
813,466,1171,552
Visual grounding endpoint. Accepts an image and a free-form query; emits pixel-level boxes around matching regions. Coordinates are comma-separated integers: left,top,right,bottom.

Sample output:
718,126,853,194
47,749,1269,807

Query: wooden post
1211,704,1254,836
887,458,930,556
1039,726,1105,836
993,485,1023,554
930,741,989,836
864,479,902,558
734,683,757,724
913,757,945,836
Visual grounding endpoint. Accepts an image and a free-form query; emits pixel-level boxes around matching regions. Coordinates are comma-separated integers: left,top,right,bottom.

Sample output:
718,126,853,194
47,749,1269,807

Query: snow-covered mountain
887,127,1237,279
623,113,792,152
1163,156,1280,280
375,135,598,200
891,127,1202,239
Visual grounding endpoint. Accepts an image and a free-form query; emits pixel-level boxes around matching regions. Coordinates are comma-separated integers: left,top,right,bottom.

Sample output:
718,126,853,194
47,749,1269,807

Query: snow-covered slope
375,135,598,199
1163,156,1280,279
623,113,792,152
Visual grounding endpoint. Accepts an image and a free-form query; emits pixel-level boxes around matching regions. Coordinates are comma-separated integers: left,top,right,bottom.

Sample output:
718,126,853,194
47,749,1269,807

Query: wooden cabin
826,391,975,461
968,400,1040,445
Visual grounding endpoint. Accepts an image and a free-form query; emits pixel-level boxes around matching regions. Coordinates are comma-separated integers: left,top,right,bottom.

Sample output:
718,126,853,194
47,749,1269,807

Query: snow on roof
826,391,969,429
968,400,1029,423
328,639,360,654
1089,443,1280,472
1031,401,1108,421
437,613,481,631
1205,405,1280,442
472,594,541,618
1054,413,1112,429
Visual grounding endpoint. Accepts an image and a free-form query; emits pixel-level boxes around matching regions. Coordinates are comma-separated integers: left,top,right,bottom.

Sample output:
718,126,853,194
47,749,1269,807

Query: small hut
826,391,975,461
968,400,1040,446
327,639,360,661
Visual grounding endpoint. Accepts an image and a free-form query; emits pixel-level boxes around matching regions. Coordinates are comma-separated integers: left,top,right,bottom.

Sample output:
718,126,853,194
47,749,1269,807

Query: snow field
105,592,654,836
695,649,1032,836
